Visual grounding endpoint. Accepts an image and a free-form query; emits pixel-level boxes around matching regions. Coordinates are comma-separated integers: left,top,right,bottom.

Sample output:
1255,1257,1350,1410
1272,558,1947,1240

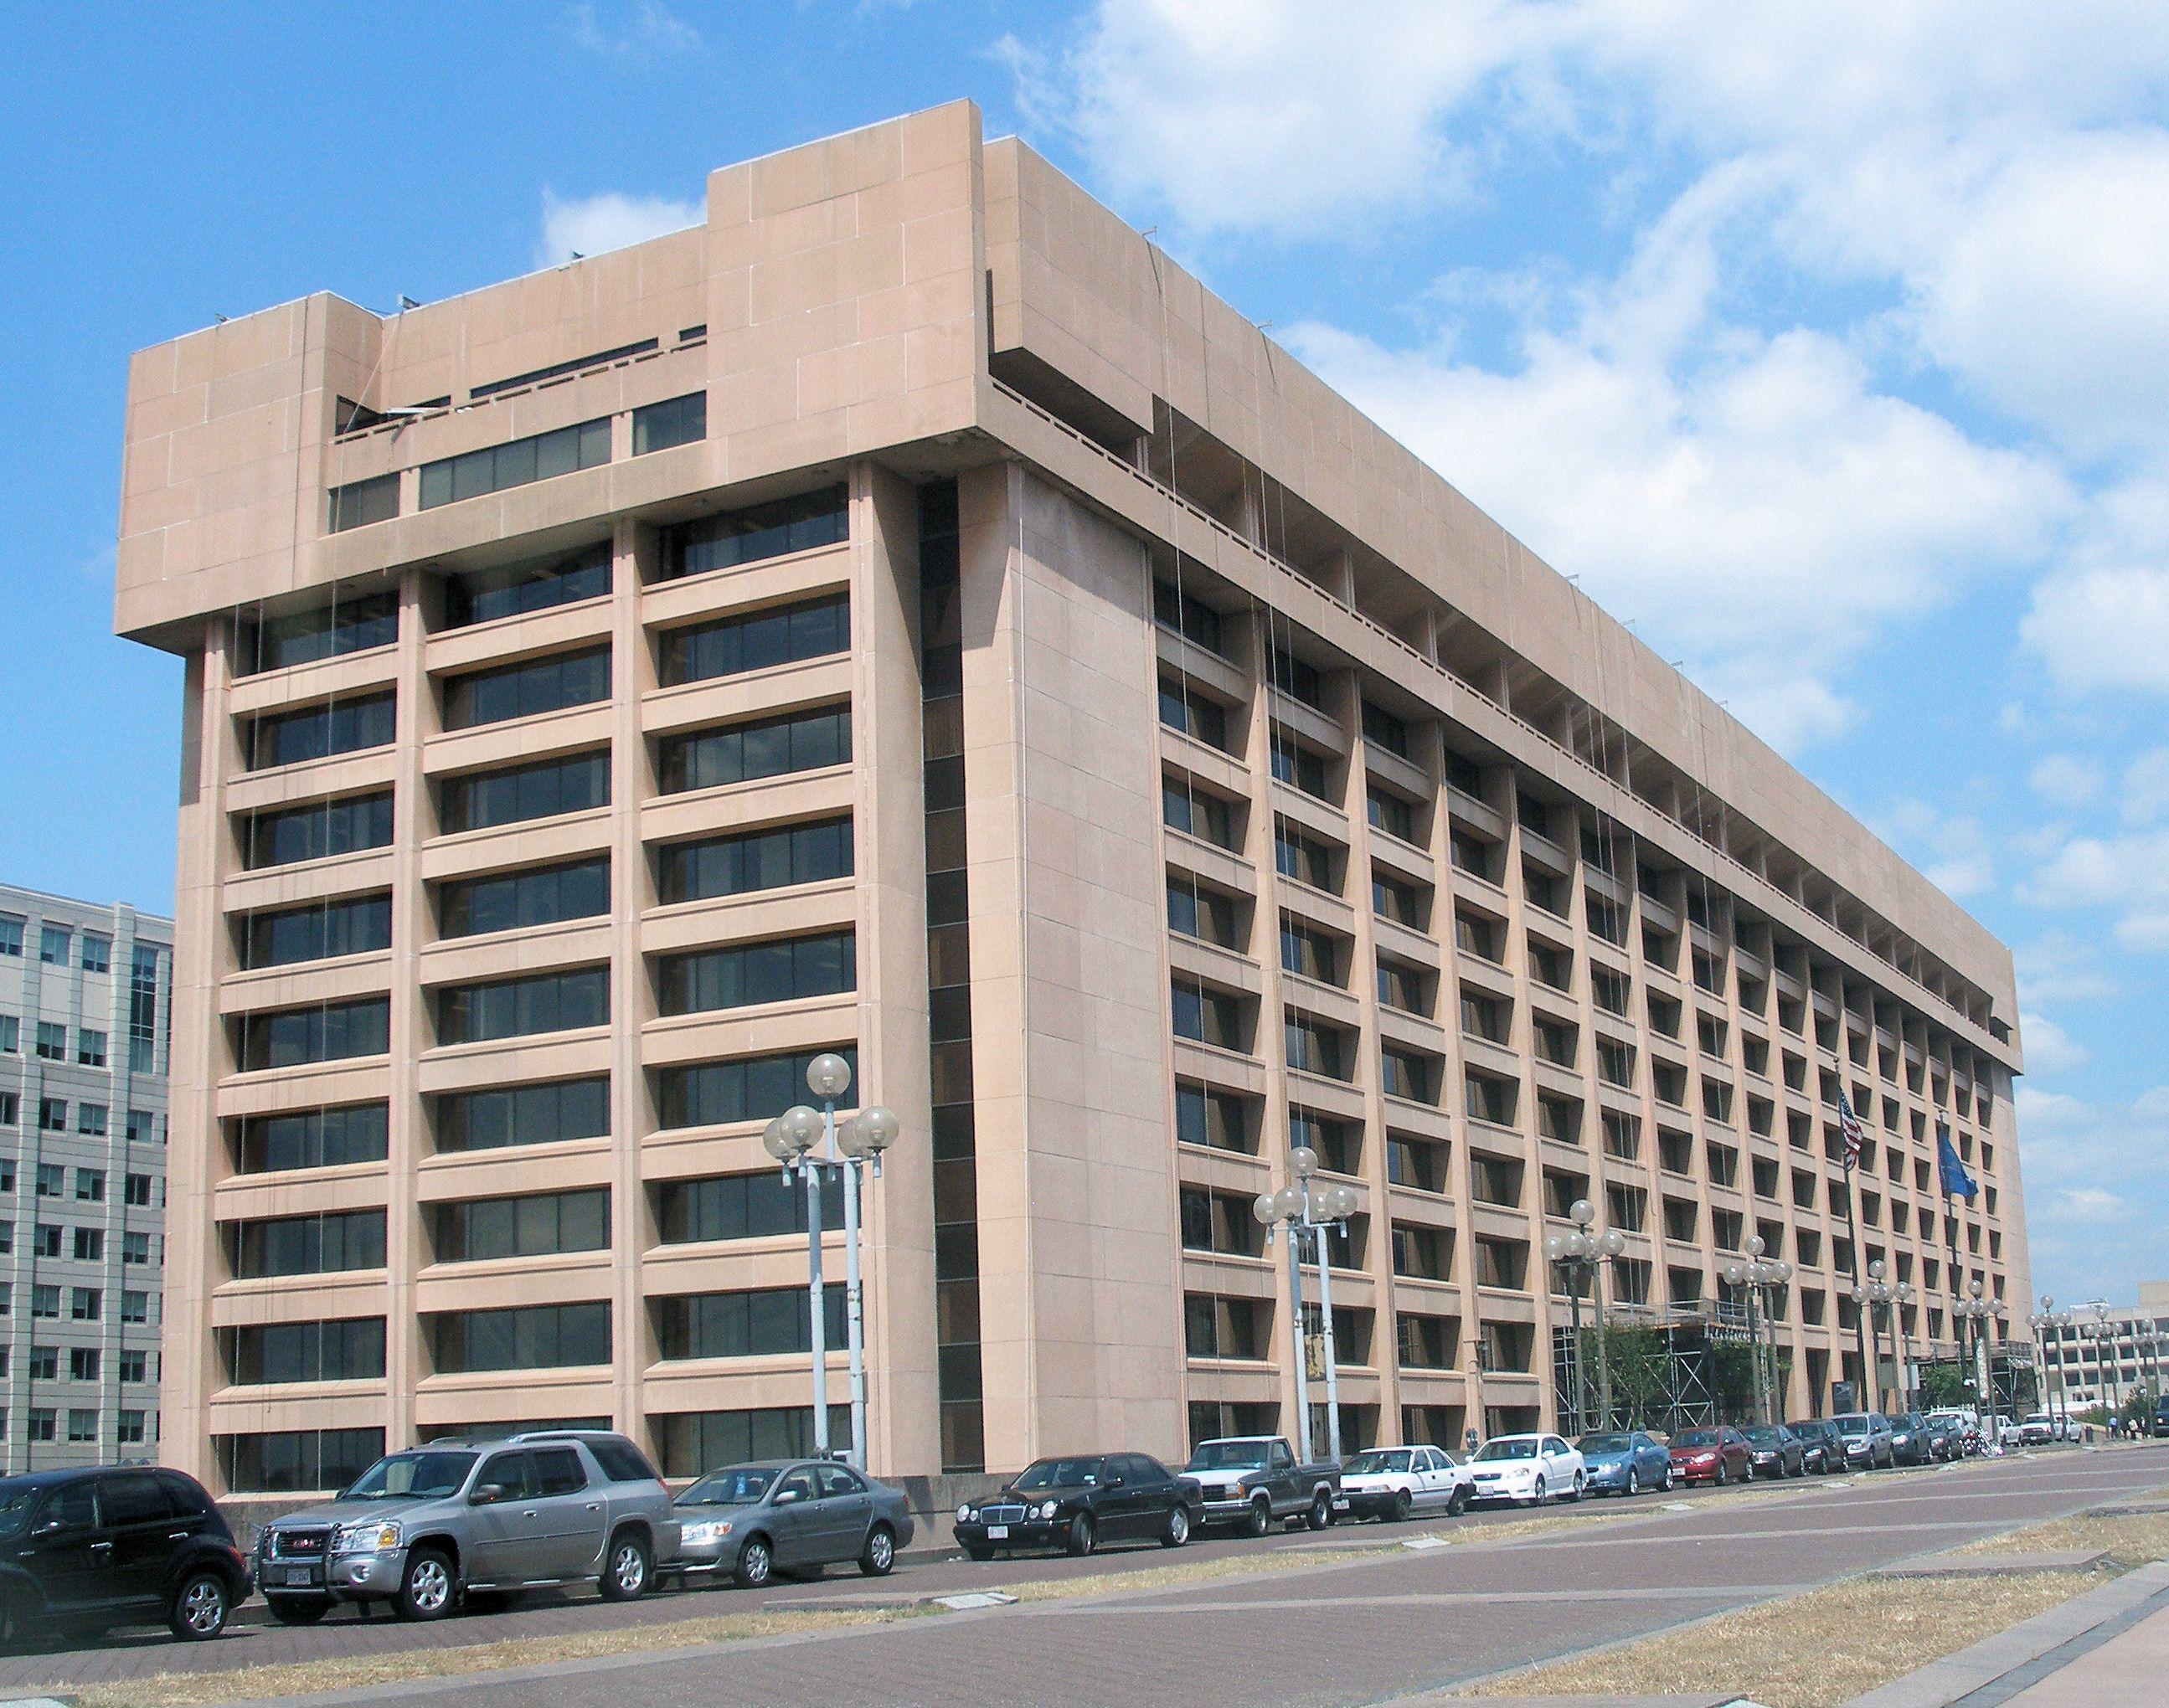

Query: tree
1920,1364,1971,1409
1601,1325,1667,1428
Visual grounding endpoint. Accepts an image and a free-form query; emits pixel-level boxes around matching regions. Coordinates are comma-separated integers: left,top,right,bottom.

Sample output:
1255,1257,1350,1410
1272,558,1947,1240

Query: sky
3,2,2164,1307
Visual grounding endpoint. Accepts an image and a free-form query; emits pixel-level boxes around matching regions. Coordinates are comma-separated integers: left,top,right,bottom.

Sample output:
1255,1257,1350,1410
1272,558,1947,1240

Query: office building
113,102,2027,1492
2040,1284,2169,1412
0,882,170,1469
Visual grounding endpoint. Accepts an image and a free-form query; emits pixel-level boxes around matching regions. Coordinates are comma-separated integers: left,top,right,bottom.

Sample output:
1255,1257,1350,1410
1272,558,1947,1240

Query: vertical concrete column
609,516,651,1443
853,460,939,1479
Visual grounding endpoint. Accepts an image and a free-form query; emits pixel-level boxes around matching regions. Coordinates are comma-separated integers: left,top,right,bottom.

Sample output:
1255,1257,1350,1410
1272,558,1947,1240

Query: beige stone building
114,101,2027,1494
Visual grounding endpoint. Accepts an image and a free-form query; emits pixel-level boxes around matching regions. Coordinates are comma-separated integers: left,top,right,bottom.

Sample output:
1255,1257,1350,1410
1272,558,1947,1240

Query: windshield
681,1466,776,1506
1015,1458,1104,1489
1186,1442,1270,1471
1743,1428,1784,1444
343,1451,477,1500
0,1484,39,1540
1578,1433,1633,1454
1345,1450,1412,1474
1675,1430,1721,1448
1474,1438,1538,1462
1835,1417,1868,1434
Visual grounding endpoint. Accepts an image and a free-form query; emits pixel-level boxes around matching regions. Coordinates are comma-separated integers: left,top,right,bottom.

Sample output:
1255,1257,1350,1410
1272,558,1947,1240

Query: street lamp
1724,1237,1791,1425
764,1054,899,1465
1255,1146,1361,1461
1893,1280,1916,1409
1851,1259,1896,1417
2031,1298,2059,1436
1543,1199,1625,1432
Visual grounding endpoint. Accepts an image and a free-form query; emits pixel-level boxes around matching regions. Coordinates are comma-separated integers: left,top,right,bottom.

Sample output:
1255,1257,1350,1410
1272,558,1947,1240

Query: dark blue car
1574,1430,1672,1496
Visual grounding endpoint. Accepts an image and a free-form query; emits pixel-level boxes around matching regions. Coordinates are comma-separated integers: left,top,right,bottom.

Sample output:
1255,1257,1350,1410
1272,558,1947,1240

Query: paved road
11,1446,2164,1703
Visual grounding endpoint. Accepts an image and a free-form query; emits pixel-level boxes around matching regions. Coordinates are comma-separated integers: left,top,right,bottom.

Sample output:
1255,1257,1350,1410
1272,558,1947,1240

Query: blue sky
4,2,2166,1306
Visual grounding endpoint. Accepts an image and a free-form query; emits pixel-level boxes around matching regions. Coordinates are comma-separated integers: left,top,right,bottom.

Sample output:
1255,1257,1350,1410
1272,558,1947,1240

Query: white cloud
2123,749,2169,824
1878,798,1998,901
2015,932,2118,1006
2028,754,2102,810
2021,826,2169,949
537,189,702,267
2018,1011,2089,1076
2023,563,2169,697
2012,1082,2169,1298
566,1,702,58
2056,1185,2126,1223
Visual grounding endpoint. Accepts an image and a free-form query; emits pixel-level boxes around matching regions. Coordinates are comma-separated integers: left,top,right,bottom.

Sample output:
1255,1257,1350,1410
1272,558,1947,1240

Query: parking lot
7,1443,2164,1703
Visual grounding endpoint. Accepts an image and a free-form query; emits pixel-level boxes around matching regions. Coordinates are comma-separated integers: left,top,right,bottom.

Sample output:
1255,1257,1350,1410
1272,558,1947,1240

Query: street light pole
1255,1149,1361,1462
1544,1199,1621,1432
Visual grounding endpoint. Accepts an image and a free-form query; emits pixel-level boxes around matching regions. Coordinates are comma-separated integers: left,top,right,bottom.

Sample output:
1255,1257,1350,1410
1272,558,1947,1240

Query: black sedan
1786,1418,1841,1474
1741,1424,1806,1479
955,1453,1198,1558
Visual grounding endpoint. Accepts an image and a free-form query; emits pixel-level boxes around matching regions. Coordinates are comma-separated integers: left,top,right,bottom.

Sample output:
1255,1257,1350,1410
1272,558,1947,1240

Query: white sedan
1335,1445,1474,1522
1465,1433,1587,1505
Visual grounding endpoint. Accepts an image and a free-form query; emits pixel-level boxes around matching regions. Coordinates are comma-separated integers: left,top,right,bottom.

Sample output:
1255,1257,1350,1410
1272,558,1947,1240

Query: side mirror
32,1518,64,1537
469,1484,507,1506
774,1489,801,1505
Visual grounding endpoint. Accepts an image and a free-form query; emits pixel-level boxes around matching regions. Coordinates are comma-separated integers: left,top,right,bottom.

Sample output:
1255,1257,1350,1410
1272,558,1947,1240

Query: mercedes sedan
955,1453,1198,1558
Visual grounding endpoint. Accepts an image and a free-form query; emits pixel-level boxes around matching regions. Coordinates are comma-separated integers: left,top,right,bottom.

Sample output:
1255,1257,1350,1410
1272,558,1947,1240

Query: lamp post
1724,1238,1791,1424
1893,1280,1916,1410
1543,1199,1624,1432
2031,1302,2057,1435
763,1055,899,1465
1851,1260,1896,1417
1255,1147,1361,1462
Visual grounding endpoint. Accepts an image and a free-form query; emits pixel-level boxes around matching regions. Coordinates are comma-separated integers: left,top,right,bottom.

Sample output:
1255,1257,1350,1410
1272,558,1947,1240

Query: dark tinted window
658,593,848,687
40,1482,97,1531
419,418,610,510
435,1077,609,1153
657,704,851,794
246,693,396,770
443,646,610,730
477,1452,535,1500
157,1472,214,1519
532,1448,587,1497
440,750,609,834
444,543,611,628
585,1438,660,1484
657,816,853,904
657,487,848,582
238,591,399,676
99,1469,172,1525
439,859,609,939
242,792,394,870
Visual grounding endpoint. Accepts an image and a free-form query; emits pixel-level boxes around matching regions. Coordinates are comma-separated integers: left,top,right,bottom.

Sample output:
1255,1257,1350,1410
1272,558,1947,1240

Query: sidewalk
2002,1600,2169,1703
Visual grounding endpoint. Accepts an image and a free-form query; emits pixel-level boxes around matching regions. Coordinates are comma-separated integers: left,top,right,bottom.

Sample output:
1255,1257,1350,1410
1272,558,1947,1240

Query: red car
1667,1426,1753,1485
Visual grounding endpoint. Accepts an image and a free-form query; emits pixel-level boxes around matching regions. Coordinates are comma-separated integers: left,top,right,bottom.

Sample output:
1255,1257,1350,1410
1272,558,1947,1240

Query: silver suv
255,1431,680,1623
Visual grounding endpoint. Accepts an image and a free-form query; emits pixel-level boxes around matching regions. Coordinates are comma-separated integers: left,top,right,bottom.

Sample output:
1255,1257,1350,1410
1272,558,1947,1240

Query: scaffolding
1551,1301,1758,1437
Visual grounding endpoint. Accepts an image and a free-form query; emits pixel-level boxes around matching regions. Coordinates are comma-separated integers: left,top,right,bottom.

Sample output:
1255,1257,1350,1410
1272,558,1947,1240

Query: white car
1336,1445,1475,1522
1466,1433,1586,1506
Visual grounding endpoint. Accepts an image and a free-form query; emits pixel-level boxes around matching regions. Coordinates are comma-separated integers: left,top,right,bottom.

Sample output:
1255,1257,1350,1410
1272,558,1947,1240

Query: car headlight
957,1505,975,1524
680,1520,734,1545
1037,1500,1059,1520
335,1520,401,1554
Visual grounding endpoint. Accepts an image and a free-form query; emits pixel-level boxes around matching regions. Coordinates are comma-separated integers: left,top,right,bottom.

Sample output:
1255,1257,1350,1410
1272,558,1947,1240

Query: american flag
1837,1089,1867,1170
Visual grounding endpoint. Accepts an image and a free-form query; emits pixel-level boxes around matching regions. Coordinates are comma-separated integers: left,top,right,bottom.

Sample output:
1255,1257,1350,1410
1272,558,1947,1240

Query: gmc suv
254,1431,678,1623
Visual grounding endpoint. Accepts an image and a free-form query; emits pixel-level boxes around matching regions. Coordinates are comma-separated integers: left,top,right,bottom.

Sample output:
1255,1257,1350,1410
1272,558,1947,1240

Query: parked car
1830,1412,1896,1470
672,1458,914,1587
956,1453,1197,1559
1922,1415,1964,1459
1926,1407,1984,1453
2013,1412,2057,1445
1786,1418,1841,1474
1574,1431,1673,1497
1466,1434,1586,1506
1741,1425,1806,1479
254,1430,677,1623
1337,1445,1473,1521
0,1465,249,1647
1182,1438,1340,1536
1888,1412,1935,1466
1668,1426,1753,1485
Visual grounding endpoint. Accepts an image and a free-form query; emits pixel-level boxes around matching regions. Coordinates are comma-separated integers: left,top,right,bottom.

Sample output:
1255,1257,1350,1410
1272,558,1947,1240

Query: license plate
986,1525,1008,1540
281,1568,317,1587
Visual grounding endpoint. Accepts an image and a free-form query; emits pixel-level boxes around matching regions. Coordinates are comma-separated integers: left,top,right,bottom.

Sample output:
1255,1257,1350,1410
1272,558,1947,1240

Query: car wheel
962,1543,994,1563
1391,1489,1413,1524
1715,1462,1729,1486
1447,1484,1471,1517
395,1548,456,1622
1530,1475,1547,1506
265,1595,330,1626
1161,1505,1191,1549
1065,1513,1097,1557
1306,1490,1332,1531
167,1570,231,1642
1570,1472,1586,1501
859,1524,897,1577
1625,1468,1640,1497
1246,1497,1272,1537
600,1531,652,1603
1662,1464,1674,1491
734,1536,773,1589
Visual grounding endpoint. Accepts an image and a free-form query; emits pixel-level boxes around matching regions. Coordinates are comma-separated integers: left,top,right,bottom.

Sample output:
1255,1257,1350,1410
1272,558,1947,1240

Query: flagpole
1842,1155,1875,1413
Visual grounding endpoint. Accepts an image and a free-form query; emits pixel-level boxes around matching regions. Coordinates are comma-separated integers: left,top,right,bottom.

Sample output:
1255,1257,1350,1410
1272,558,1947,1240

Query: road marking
935,1592,1018,1611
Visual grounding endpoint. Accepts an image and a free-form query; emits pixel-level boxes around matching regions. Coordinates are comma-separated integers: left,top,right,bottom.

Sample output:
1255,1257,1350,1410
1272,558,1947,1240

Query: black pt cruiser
954,1453,1200,1558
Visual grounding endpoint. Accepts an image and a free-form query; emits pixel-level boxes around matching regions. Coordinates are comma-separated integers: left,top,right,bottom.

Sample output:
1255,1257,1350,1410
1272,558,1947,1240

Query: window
658,931,855,1016
1167,877,1243,949
657,1047,858,1131
1173,1083,1253,1154
36,1022,65,1061
1172,979,1249,1051
1154,579,1226,656
444,646,610,730
35,1163,62,1196
0,916,21,956
236,997,390,1069
72,1290,101,1321
39,1098,66,1132
238,589,399,674
653,1406,849,1480
436,966,609,1045
1603,1110,1641,1160
238,1103,389,1172
33,1225,59,1258
419,417,611,509
72,1230,102,1263
435,1078,609,1153
657,815,852,904
0,1092,13,1126
32,1287,59,1320
80,934,111,975
228,1210,386,1278
70,1347,100,1381
441,750,609,833
656,1170,843,1244
659,593,849,687
444,541,611,627
1453,910,1503,963
1464,1070,1517,1126
227,1319,387,1384
242,791,394,869
1471,1155,1522,1206
1528,941,1572,991
25,1410,54,1444
1269,729,1331,800
1596,1037,1636,1088
1273,825,1339,893
1372,870,1427,928
1381,1047,1439,1104
0,1017,13,1054
1376,958,1430,1015
121,1291,148,1324
123,1232,152,1265
1368,788,1419,842
1183,1294,1266,1361
131,944,163,1078
1163,781,1239,850
1591,967,1631,1016
219,1428,385,1494
1397,1313,1456,1370
633,391,706,455
1158,678,1231,750
76,1029,106,1067
1460,991,1510,1042
656,487,848,582
430,1302,611,1372
438,859,609,939
655,1284,845,1360
435,1189,610,1262
659,704,852,793
119,1350,146,1382
1291,1112,1361,1175
1391,1222,1450,1280
1360,700,1410,758
244,692,395,770
327,473,399,532
240,893,392,969
1268,646,1322,706
1476,1237,1528,1290
125,1172,153,1206
1280,918,1341,984
1386,1133,1447,1193
1283,1012,1347,1078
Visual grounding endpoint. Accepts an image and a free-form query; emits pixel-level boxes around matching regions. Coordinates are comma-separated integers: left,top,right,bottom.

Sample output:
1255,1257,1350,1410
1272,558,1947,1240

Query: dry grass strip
1460,1569,2104,1708
1955,1507,2169,1564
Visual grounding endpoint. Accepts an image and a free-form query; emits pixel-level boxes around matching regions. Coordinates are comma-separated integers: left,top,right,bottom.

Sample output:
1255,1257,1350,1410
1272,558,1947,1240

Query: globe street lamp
1543,1199,1625,1432
1724,1237,1791,1424
1892,1279,1916,1410
764,1054,899,1465
1255,1147,1360,1463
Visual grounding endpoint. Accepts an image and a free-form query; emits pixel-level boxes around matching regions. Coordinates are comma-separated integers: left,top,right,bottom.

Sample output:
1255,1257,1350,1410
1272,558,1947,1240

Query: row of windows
13,1347,155,1384
13,1407,155,1447
0,1284,154,1323
1,1095,161,1145
0,920,116,972
0,1016,109,1066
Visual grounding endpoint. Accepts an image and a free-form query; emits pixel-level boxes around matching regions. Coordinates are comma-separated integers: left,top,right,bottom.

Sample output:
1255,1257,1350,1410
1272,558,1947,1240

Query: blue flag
1937,1124,1979,1200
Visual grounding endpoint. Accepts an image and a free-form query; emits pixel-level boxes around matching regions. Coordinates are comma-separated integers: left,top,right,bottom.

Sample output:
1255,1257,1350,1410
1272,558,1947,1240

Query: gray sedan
670,1458,914,1589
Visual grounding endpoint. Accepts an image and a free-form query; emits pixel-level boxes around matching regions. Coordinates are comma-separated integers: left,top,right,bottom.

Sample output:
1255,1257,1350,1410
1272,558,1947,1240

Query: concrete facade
2040,1284,2169,1411
114,101,2027,1493
0,882,171,1471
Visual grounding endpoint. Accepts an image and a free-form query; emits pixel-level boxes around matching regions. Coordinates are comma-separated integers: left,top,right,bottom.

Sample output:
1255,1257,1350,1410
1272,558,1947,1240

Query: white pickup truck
1335,1444,1474,1522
